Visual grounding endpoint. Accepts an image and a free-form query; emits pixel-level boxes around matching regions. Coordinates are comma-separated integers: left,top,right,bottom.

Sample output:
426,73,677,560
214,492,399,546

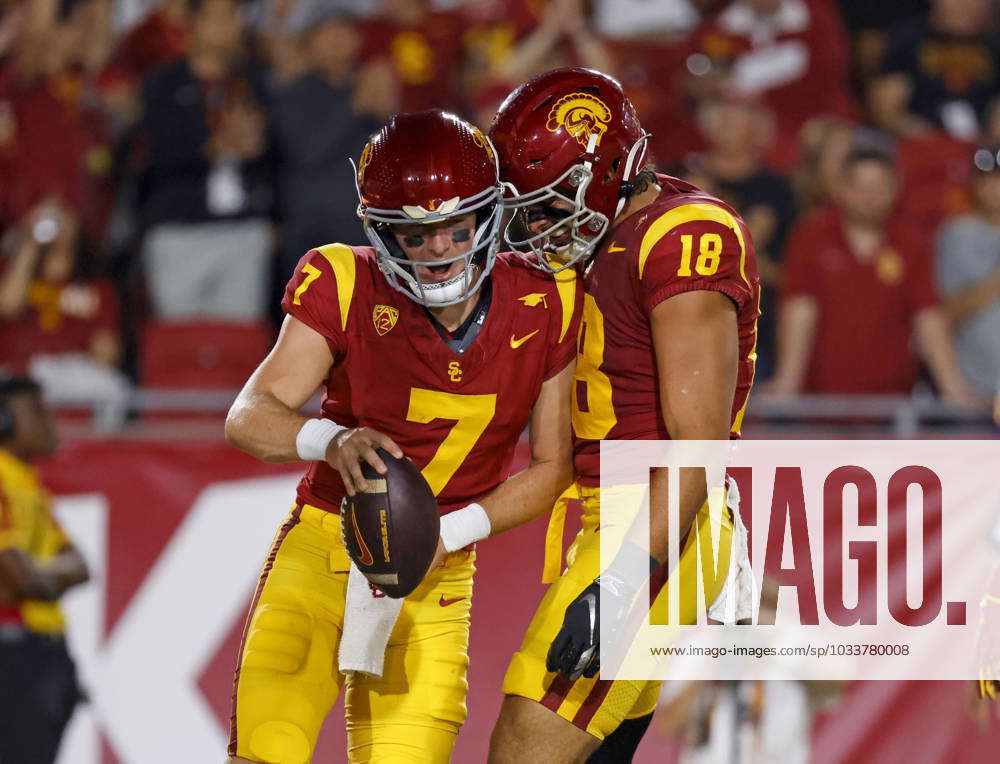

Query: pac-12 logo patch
546,92,612,148
373,304,399,336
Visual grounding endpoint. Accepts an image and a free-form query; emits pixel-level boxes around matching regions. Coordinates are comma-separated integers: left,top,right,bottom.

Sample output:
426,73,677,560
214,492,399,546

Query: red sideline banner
38,440,1000,763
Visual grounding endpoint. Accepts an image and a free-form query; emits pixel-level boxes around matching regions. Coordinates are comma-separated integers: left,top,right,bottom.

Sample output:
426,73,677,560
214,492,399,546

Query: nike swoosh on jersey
510,329,540,349
439,595,466,607
607,242,627,253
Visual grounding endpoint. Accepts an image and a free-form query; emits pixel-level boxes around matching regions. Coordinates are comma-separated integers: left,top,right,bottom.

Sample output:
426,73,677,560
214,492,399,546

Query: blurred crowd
1,0,1000,415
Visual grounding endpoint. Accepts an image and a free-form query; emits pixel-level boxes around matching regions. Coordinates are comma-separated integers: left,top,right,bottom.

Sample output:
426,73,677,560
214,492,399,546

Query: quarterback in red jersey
224,110,580,763
487,68,760,762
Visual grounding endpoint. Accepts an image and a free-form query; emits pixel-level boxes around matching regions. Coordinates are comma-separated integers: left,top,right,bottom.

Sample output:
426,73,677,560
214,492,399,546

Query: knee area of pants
243,606,312,673
248,720,310,764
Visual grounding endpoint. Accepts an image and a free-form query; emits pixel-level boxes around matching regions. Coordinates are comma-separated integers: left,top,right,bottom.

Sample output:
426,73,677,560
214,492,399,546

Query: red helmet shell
489,68,646,222
358,110,499,214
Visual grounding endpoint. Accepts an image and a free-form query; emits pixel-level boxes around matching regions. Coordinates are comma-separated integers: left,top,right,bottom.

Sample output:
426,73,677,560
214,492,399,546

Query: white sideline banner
597,440,1000,682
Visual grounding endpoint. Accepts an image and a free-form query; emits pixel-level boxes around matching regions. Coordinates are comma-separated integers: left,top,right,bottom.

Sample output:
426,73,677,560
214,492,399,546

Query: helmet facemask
500,132,649,274
361,184,502,307
502,162,608,274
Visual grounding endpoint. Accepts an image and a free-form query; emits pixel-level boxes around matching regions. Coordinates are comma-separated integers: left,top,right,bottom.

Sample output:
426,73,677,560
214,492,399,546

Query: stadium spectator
591,0,705,41
466,0,614,130
0,375,89,763
97,0,188,126
934,147,1000,400
0,0,90,233
685,94,796,378
485,0,615,89
266,5,388,305
769,147,981,404
688,0,856,169
870,0,1000,141
359,0,469,113
792,115,856,211
138,0,274,321
0,200,130,430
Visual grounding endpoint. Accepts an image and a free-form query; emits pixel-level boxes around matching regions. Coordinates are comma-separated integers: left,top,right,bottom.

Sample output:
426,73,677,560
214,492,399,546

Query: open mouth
417,260,463,283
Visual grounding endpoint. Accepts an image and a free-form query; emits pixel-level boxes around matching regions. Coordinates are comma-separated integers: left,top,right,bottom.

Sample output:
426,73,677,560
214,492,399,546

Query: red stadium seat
141,320,273,388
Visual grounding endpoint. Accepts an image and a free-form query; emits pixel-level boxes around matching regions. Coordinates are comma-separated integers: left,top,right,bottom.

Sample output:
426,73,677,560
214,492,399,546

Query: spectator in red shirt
0,200,129,429
359,0,469,113
688,0,855,169
769,147,981,405
791,115,856,212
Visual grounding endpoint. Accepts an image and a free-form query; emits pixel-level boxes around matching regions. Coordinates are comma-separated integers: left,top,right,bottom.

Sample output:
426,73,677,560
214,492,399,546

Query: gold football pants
230,505,475,763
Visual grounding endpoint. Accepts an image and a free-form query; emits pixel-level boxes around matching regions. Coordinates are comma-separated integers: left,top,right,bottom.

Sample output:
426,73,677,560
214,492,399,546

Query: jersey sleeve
544,268,583,380
280,244,360,356
636,205,755,314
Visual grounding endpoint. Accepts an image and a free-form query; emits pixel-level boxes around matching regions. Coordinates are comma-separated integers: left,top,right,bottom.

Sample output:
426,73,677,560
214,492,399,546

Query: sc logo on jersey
448,361,462,382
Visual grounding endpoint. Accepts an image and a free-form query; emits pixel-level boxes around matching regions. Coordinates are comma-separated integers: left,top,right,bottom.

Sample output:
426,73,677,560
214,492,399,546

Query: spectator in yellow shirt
0,375,89,764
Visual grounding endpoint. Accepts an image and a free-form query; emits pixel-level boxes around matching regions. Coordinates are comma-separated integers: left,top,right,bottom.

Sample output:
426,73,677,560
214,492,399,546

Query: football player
224,110,581,763
487,68,761,762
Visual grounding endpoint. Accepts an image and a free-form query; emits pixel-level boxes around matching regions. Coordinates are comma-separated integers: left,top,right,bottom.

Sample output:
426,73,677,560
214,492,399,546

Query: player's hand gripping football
326,427,403,496
547,547,658,680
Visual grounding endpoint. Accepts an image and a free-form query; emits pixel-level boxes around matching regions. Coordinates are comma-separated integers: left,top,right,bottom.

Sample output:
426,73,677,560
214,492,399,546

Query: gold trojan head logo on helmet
357,141,373,183
545,92,612,149
470,125,495,163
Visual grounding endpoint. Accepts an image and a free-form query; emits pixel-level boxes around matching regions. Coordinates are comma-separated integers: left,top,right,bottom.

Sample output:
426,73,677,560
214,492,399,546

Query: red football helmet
357,110,502,306
489,68,649,271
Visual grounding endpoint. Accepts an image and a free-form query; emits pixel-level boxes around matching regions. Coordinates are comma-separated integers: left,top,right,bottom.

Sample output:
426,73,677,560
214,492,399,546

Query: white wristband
439,503,491,552
296,418,347,461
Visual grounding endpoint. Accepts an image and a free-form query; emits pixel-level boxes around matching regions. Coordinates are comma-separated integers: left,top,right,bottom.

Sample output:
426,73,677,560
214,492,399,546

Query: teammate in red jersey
487,68,760,762
224,109,581,763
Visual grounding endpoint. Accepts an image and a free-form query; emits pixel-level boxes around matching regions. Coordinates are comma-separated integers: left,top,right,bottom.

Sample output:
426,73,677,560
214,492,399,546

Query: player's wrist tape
598,541,660,596
296,418,347,461
440,503,491,552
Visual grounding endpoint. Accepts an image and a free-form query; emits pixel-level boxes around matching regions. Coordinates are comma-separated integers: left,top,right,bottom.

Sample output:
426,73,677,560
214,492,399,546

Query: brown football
341,449,440,598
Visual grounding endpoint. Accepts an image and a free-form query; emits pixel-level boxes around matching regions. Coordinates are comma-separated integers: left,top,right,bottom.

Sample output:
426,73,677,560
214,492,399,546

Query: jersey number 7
406,388,497,496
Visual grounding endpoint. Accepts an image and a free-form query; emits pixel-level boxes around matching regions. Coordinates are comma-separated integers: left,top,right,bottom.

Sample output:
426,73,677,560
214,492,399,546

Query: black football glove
546,547,660,680
545,576,619,680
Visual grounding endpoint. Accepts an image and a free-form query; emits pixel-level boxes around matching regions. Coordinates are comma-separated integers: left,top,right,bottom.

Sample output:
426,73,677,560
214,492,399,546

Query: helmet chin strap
614,132,651,219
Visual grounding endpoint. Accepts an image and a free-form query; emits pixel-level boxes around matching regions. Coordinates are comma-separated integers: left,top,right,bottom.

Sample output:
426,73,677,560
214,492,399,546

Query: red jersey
0,277,120,371
781,207,939,394
282,245,581,514
359,12,468,113
573,176,760,486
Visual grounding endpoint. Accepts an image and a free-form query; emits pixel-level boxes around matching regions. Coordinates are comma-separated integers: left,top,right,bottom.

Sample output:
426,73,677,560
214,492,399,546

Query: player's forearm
225,388,309,463
647,468,706,567
479,455,574,537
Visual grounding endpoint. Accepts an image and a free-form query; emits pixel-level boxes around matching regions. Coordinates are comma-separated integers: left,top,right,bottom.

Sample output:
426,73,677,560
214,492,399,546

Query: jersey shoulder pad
497,251,581,345
634,196,750,284
284,243,377,337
